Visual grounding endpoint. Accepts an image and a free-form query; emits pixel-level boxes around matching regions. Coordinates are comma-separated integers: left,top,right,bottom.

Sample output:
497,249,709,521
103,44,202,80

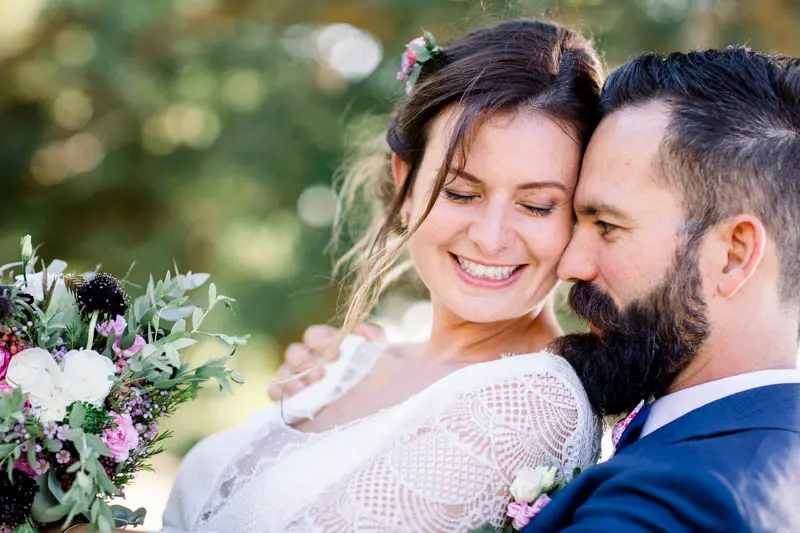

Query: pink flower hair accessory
396,31,442,94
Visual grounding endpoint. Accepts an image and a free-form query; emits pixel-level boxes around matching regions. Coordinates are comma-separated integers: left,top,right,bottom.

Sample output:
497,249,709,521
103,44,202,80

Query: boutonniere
470,464,591,532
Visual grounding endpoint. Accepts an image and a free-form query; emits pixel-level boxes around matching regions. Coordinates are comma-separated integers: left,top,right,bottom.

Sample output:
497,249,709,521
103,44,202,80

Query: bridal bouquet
0,236,247,533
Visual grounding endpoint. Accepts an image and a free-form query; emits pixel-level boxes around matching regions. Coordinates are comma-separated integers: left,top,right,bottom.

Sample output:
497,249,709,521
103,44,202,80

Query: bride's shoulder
458,350,582,388
419,351,589,414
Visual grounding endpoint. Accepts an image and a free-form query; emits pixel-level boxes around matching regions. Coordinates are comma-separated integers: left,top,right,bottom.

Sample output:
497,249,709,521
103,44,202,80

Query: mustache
568,281,620,331
553,247,709,416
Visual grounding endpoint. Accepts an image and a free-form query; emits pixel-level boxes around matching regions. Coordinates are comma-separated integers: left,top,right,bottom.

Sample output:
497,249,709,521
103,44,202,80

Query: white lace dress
160,336,600,532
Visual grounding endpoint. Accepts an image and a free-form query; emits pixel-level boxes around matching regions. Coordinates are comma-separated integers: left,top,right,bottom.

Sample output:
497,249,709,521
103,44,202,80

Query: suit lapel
621,383,800,452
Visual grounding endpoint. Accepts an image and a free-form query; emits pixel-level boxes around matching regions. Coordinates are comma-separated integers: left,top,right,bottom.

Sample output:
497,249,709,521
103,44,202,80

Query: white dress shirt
642,369,800,437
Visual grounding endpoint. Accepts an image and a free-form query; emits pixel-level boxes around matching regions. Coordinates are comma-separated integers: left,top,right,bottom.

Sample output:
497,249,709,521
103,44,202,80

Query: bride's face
402,107,581,323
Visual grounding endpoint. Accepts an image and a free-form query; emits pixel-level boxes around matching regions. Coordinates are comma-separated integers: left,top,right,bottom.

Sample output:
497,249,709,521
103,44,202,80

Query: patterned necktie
611,400,652,454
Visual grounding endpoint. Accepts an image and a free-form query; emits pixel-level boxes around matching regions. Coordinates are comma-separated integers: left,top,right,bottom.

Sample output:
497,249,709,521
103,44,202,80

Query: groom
273,47,800,531
523,47,800,531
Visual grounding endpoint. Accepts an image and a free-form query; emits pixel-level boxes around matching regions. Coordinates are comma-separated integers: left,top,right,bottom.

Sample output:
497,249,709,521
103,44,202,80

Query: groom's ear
713,214,767,298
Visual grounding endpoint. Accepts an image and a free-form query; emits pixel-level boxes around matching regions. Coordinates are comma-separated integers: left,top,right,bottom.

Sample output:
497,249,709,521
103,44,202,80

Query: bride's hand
268,323,385,400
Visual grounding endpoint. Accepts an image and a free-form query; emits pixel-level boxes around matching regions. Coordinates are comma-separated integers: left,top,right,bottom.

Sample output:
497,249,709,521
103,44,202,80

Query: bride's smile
402,106,579,325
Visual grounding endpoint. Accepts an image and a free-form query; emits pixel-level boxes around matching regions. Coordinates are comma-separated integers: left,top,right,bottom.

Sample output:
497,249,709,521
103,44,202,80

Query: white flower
6,347,70,422
60,350,117,407
16,272,66,303
20,235,32,262
510,466,559,503
36,394,72,423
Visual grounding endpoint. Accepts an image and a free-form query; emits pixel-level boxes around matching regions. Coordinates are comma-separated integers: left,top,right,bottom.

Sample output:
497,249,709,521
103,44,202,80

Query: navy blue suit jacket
524,384,800,532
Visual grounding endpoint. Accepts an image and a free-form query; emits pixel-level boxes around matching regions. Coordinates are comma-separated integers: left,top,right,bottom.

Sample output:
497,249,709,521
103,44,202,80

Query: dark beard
550,242,709,417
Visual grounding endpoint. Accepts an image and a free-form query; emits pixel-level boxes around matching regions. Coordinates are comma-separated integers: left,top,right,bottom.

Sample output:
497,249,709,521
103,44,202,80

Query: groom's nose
557,230,597,283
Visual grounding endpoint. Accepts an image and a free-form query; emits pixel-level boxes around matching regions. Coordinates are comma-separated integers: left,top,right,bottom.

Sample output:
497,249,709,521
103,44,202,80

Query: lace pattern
286,359,599,531
160,339,600,533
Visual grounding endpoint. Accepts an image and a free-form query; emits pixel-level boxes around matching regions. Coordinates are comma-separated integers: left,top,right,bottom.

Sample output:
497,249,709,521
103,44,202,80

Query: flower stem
86,310,99,350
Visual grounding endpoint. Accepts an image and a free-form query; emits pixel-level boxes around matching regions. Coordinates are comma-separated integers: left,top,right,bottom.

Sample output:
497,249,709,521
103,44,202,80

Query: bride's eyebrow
446,168,568,192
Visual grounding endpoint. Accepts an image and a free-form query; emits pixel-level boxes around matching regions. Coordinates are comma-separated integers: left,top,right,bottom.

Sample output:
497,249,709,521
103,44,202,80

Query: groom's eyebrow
449,168,568,192
575,202,631,221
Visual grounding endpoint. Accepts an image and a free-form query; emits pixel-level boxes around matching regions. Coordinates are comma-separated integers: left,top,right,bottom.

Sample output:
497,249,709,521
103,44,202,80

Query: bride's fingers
303,325,341,362
267,381,286,401
267,375,306,400
353,322,387,342
268,364,310,400
285,342,325,376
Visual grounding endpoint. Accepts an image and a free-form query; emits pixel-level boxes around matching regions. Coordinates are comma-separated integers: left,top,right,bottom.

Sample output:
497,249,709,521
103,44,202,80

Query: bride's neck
420,301,562,364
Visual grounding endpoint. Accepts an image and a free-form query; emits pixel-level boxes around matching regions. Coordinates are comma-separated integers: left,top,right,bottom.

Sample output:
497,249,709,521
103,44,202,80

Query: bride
163,19,603,532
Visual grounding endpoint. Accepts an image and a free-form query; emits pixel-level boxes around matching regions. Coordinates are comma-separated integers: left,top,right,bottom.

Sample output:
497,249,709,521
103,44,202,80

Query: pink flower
14,458,37,478
113,335,146,359
611,399,645,448
101,412,139,462
397,36,426,81
0,347,9,380
97,315,127,338
530,493,552,515
507,494,551,530
0,380,13,396
507,501,536,530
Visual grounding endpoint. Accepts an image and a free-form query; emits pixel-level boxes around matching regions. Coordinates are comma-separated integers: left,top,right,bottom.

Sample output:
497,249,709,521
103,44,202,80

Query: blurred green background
1,0,798,524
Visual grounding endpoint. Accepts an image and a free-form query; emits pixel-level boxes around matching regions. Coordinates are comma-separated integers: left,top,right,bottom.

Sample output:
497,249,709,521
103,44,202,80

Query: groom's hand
268,323,385,401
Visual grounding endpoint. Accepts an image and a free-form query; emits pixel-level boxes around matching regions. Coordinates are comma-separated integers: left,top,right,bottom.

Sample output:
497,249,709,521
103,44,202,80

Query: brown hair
335,19,604,334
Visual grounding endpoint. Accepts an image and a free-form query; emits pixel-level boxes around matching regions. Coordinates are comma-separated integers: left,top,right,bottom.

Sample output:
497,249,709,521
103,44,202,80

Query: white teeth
456,256,518,280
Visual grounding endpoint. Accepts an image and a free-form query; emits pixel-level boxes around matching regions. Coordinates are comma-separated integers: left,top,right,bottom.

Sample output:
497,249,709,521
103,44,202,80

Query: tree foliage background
0,0,798,488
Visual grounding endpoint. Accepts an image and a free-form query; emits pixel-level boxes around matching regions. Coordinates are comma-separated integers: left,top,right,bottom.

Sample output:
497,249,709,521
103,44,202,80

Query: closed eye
522,205,553,217
442,189,478,203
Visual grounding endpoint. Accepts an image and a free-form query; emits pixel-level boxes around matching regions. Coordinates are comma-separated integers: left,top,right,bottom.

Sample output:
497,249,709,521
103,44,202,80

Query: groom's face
554,101,712,414
558,102,689,309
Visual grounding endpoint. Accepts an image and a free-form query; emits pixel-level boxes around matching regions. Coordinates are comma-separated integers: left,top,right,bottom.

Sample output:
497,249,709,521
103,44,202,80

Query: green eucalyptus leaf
104,328,117,355
64,427,84,442
208,283,217,306
85,434,112,457
111,505,147,527
98,515,114,533
69,403,86,429
168,338,197,351
180,272,210,290
12,518,37,533
128,357,144,372
191,306,204,330
415,48,432,62
75,471,93,492
171,318,186,333
0,443,17,458
26,442,37,471
120,329,136,350
47,469,67,502
31,473,69,522
159,306,195,321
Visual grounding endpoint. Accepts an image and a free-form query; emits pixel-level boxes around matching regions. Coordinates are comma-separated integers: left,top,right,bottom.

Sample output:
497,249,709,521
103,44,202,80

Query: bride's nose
467,200,514,256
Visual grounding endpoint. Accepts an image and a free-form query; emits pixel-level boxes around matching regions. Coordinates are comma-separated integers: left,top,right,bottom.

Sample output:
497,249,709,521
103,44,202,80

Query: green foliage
66,403,113,434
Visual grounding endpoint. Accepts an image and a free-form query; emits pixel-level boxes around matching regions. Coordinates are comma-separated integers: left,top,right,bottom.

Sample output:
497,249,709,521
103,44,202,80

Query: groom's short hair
600,47,800,305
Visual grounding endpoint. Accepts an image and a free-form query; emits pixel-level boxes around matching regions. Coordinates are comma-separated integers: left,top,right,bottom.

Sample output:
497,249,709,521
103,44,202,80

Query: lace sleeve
286,355,600,532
